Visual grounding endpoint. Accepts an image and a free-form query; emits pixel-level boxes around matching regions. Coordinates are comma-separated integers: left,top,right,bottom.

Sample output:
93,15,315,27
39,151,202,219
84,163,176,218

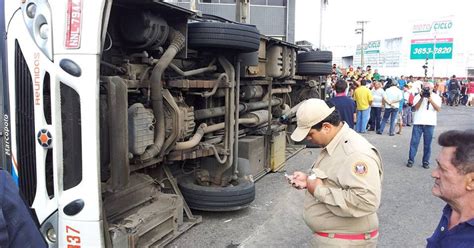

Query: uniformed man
287,98,383,247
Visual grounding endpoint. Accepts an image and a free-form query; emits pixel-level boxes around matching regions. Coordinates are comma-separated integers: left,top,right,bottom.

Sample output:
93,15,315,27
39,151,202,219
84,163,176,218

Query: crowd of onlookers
325,64,474,135
288,65,474,248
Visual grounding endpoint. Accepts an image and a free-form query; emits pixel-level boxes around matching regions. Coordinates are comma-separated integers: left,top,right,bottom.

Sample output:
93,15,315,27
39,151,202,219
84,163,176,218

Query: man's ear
466,172,474,191
322,123,331,133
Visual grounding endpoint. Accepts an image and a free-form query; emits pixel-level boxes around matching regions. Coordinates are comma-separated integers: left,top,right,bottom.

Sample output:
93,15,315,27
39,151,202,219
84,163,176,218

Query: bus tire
297,51,333,63
296,62,332,76
188,22,260,53
178,174,255,211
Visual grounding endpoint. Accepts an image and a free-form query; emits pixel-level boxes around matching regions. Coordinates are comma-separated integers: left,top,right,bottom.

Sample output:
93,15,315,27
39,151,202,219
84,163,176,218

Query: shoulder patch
353,161,368,176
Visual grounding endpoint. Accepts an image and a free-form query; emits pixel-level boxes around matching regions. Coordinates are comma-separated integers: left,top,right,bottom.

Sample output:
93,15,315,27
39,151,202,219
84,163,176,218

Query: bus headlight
26,3,37,18
39,23,49,39
40,211,58,248
46,227,57,243
21,0,53,60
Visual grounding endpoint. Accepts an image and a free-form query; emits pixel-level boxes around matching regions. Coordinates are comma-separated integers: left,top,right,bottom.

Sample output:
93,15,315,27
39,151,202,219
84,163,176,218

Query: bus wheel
188,22,260,53
178,174,255,211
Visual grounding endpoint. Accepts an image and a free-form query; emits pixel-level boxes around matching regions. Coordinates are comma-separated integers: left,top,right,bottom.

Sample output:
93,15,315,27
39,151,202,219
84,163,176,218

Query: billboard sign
410,38,453,60
356,40,381,55
410,19,454,60
353,38,402,68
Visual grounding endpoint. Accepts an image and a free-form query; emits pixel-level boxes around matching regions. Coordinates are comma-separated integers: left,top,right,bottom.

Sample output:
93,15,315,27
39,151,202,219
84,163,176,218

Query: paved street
168,105,473,248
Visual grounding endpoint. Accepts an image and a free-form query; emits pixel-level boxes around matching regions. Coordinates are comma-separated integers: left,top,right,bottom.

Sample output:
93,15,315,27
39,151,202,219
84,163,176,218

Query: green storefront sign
410,42,453,59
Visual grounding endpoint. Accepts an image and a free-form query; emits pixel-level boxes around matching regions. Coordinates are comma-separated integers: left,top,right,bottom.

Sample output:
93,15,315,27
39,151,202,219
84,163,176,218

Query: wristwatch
308,173,317,180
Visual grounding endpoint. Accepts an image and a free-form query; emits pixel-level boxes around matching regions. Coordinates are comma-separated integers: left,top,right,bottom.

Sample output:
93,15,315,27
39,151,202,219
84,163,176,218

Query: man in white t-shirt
378,81,403,136
406,82,442,169
369,81,384,132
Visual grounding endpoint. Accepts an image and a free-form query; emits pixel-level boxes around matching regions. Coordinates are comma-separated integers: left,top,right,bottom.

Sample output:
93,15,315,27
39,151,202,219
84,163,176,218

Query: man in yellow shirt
353,80,373,133
366,65,374,80
347,66,355,78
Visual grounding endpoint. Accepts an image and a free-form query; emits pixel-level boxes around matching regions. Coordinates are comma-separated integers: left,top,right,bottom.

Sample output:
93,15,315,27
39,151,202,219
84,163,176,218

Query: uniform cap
290,99,335,142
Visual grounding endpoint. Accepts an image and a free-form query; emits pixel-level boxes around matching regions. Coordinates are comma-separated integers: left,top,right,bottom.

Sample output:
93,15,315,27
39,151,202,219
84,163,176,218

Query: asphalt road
168,105,473,248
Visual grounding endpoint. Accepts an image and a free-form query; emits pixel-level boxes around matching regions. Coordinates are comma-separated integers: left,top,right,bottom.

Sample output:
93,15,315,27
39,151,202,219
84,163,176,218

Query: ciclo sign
412,20,453,33
356,40,380,55
433,21,453,31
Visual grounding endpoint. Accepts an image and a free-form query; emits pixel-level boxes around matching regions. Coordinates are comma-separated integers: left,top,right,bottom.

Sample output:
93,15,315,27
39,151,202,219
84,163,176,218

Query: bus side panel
0,0,13,175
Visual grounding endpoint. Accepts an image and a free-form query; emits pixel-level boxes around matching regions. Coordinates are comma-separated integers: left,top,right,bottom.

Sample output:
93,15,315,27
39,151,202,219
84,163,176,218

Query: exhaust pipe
140,29,185,161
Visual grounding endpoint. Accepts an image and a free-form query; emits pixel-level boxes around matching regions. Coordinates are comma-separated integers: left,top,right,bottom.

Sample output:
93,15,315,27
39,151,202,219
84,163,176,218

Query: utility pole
319,0,328,49
236,0,250,24
432,35,437,83
355,21,368,68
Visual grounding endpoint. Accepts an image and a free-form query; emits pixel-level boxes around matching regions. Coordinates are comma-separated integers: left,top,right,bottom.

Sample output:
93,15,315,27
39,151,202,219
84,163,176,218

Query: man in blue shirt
328,79,356,128
398,75,407,89
447,75,461,106
0,169,46,247
426,129,474,247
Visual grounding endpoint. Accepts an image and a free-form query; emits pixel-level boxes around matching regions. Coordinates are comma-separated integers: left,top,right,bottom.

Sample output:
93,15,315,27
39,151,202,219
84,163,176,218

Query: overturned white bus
0,0,332,246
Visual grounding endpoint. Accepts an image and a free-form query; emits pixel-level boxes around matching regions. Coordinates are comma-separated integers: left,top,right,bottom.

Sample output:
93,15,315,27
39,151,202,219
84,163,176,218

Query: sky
295,0,473,50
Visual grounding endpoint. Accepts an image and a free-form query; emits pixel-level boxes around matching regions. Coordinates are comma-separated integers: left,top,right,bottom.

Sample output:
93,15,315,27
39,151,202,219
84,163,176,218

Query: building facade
329,16,474,79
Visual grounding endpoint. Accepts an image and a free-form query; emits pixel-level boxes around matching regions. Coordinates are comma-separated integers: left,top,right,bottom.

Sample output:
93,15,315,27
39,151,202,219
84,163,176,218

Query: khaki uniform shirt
303,123,383,234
